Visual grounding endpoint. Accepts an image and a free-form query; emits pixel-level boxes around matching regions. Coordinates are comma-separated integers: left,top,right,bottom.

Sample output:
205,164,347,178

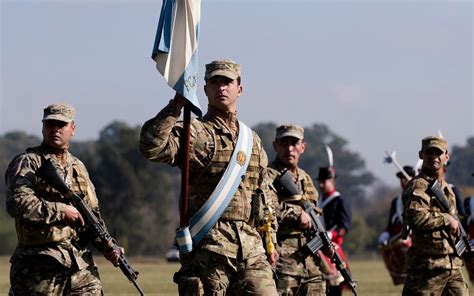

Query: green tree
83,121,178,256
345,212,375,254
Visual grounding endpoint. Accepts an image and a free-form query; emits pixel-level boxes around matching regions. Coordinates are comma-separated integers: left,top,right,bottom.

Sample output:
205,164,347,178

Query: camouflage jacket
5,144,106,270
267,160,322,277
402,171,463,270
139,99,278,259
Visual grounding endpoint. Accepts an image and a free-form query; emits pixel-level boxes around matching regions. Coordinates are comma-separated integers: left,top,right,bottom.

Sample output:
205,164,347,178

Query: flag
152,0,202,117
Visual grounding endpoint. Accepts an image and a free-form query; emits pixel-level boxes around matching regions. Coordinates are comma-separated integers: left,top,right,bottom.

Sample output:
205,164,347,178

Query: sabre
384,151,412,181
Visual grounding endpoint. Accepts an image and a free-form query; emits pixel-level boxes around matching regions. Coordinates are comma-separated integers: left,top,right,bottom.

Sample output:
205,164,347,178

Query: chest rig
187,120,260,222
16,147,96,246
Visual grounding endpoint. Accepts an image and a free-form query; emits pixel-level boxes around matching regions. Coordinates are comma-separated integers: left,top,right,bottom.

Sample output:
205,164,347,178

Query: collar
40,142,70,167
41,142,68,155
204,105,238,139
418,170,444,184
324,188,337,198
272,159,301,180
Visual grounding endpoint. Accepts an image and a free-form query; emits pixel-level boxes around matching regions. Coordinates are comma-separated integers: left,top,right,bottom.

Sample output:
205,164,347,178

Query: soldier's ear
301,141,306,153
71,122,76,137
237,84,243,97
418,150,423,160
272,140,277,152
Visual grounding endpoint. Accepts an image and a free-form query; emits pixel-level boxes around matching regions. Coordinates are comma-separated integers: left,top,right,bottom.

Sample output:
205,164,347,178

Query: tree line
1,121,473,257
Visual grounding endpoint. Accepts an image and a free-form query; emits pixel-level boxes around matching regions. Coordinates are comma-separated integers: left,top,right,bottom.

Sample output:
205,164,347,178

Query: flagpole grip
180,102,191,228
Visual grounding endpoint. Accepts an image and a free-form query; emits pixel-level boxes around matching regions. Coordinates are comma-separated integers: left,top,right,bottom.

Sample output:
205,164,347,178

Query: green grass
1,256,472,295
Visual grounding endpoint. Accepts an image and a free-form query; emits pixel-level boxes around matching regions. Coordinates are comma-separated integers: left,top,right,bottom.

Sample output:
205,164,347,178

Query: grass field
1,256,472,295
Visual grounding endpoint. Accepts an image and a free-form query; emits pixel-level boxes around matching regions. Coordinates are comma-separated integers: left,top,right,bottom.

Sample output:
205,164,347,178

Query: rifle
303,202,358,296
430,180,472,257
275,169,358,295
36,158,144,296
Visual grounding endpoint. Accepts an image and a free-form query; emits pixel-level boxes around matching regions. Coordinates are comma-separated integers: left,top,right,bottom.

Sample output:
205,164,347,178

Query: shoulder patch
266,166,279,180
7,152,40,179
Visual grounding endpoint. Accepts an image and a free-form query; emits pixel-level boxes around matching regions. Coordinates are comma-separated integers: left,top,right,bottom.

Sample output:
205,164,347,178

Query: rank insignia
236,151,246,165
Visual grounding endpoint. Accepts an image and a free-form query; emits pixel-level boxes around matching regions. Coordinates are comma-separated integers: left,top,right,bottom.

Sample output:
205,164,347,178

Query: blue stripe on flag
152,0,173,58
151,0,202,117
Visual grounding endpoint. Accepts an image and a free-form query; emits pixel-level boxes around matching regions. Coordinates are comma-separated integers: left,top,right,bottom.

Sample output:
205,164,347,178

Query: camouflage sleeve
276,173,318,224
265,167,304,225
5,154,67,224
278,201,303,223
139,99,183,166
404,180,450,231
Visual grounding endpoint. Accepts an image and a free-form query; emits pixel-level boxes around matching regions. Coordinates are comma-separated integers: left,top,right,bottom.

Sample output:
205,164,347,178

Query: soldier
267,125,328,295
378,165,415,285
379,165,415,243
139,59,278,295
316,166,351,296
402,136,469,295
5,103,121,295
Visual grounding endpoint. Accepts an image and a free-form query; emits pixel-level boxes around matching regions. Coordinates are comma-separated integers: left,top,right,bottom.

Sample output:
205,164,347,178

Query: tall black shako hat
396,165,415,179
317,167,336,181
317,145,336,181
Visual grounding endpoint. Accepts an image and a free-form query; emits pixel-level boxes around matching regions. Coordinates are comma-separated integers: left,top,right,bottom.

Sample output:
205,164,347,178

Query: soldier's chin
49,140,66,149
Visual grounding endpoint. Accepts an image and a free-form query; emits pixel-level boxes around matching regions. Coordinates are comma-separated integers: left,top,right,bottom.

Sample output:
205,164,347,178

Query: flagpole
151,0,202,250
179,102,191,227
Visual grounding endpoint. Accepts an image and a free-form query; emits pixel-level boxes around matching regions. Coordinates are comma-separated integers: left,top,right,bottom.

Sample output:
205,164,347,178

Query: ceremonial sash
390,195,403,225
319,191,341,209
176,121,253,253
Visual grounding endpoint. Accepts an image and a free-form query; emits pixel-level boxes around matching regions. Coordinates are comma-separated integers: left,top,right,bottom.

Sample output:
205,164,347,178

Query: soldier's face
319,179,335,194
42,120,75,149
204,76,242,112
399,177,409,190
419,147,449,174
273,137,306,168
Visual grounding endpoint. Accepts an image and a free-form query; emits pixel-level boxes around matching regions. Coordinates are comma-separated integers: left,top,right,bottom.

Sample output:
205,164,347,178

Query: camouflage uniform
402,172,469,295
140,100,278,295
5,144,105,295
268,160,325,296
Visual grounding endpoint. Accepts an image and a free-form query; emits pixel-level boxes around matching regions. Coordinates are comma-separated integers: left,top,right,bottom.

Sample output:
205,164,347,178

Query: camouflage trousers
276,274,326,296
9,254,102,296
179,250,278,296
402,267,469,296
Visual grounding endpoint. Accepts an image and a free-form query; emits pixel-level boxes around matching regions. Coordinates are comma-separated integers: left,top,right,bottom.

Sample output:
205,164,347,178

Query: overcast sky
1,0,472,186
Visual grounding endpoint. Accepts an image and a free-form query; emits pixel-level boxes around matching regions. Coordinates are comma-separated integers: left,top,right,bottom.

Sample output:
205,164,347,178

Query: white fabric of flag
152,0,202,117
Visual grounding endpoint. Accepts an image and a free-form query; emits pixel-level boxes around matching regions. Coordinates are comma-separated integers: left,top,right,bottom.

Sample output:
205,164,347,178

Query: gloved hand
103,245,124,267
326,231,332,240
378,231,390,245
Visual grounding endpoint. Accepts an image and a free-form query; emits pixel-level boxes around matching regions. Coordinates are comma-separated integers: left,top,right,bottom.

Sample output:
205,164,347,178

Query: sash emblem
237,151,246,165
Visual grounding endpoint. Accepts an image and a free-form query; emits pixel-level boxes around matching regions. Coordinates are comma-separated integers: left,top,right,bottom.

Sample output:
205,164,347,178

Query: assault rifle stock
275,169,357,295
431,180,472,257
36,159,144,296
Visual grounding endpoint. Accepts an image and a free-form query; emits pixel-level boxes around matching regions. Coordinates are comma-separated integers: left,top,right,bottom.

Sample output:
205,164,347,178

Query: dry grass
1,256,472,295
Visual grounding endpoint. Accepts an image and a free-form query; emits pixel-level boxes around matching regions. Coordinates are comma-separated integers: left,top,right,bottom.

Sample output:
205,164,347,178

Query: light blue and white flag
152,0,202,117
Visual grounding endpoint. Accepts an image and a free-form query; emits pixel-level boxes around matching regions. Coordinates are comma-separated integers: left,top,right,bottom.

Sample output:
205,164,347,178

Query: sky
1,0,472,187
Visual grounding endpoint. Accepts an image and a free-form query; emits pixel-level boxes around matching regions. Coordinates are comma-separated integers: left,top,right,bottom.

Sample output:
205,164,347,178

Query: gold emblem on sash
236,151,246,165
